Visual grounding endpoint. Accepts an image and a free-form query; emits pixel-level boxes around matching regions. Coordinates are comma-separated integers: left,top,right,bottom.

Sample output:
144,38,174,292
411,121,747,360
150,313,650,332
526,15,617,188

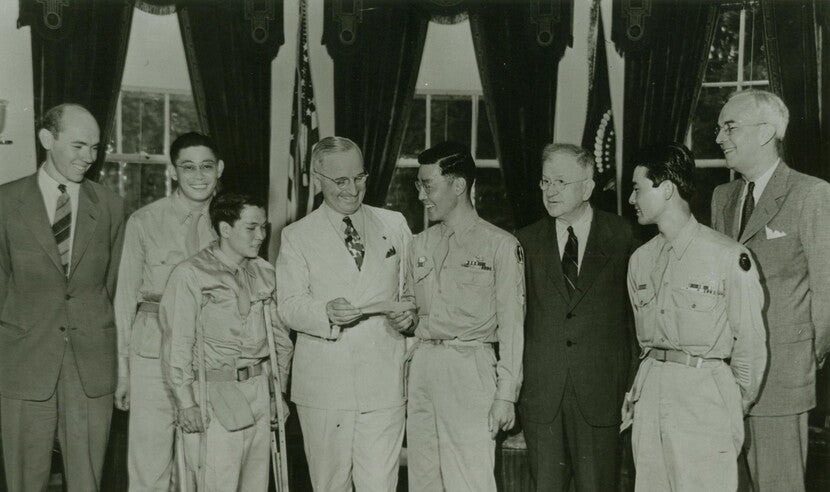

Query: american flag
287,0,319,222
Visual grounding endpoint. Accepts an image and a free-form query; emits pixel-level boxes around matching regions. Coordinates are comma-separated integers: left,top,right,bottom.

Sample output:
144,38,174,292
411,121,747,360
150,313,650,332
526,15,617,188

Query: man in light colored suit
276,136,414,491
711,89,830,491
0,103,125,491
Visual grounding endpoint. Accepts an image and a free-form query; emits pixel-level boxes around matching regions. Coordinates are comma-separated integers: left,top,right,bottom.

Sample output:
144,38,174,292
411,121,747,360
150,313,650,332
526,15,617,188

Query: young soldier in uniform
624,142,767,491
114,132,222,490
404,141,525,492
160,192,293,491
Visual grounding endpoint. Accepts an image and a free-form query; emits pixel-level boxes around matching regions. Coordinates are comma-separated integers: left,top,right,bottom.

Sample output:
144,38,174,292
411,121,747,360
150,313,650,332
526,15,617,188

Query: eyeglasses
414,177,448,194
315,171,369,190
539,177,588,192
175,161,218,175
714,122,767,138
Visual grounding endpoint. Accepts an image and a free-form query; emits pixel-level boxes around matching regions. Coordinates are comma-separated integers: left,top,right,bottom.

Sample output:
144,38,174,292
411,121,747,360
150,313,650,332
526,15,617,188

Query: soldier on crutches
160,191,293,491
264,302,290,491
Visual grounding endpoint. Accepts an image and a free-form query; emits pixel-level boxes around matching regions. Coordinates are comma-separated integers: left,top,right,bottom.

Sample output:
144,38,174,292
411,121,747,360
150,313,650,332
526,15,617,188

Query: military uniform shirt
160,244,293,409
627,215,767,409
408,209,525,402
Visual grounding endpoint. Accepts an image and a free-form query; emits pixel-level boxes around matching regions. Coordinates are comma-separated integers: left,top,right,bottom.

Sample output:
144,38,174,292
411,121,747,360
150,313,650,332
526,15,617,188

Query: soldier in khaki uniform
404,141,525,492
160,192,293,491
114,132,222,490
624,143,767,491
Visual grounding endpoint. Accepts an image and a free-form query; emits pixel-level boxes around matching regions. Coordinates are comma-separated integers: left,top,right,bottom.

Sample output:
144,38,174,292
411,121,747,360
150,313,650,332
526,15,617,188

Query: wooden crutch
263,300,290,491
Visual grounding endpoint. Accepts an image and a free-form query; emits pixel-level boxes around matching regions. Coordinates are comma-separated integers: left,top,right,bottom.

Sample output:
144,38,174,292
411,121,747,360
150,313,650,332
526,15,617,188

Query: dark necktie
739,181,755,237
343,216,365,270
53,184,72,275
562,226,579,298
185,211,203,257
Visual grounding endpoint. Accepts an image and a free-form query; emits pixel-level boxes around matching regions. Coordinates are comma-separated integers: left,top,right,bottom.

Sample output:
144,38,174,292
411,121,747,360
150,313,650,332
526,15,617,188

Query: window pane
705,8,740,83
401,97,426,158
430,96,471,146
743,4,767,81
385,167,424,233
121,91,164,155
475,168,516,233
99,161,122,196
477,97,496,160
119,162,168,215
691,87,733,159
169,93,202,144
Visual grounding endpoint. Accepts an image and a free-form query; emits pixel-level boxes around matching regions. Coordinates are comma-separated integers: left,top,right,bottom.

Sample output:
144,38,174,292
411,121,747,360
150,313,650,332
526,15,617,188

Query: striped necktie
562,226,579,298
53,184,72,275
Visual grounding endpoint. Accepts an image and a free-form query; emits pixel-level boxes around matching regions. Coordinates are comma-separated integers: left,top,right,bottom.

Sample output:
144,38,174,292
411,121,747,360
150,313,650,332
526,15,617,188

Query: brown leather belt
137,301,160,314
647,348,722,368
205,358,269,382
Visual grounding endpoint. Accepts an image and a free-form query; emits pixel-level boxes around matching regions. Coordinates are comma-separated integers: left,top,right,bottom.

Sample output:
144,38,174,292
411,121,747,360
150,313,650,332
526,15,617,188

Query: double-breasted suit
0,172,125,491
517,209,638,491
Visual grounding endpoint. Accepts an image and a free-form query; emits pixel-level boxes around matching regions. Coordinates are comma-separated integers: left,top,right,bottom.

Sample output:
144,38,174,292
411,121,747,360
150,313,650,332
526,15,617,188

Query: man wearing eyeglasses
514,143,638,491
404,141,525,492
276,136,414,491
114,132,223,490
711,90,830,491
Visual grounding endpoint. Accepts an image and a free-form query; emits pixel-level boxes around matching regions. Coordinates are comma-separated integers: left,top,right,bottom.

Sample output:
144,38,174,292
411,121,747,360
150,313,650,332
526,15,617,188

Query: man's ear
661,180,675,200
217,159,225,178
757,123,777,147
582,178,596,201
167,164,178,182
452,176,467,197
38,128,55,150
219,221,232,239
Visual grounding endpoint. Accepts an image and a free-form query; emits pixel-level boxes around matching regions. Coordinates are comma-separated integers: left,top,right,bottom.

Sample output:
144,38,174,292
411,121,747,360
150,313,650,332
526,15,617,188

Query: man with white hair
711,89,830,491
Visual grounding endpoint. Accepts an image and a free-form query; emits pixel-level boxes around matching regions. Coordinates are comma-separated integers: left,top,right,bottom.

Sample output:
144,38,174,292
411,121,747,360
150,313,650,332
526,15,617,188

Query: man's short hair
541,143,595,179
311,136,364,172
38,103,87,135
170,132,221,164
634,142,697,203
209,191,266,234
727,89,789,141
417,141,476,195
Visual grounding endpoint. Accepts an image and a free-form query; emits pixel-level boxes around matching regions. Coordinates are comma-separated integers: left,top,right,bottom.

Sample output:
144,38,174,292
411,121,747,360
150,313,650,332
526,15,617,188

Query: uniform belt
205,358,269,382
421,338,491,347
647,348,722,368
137,301,160,314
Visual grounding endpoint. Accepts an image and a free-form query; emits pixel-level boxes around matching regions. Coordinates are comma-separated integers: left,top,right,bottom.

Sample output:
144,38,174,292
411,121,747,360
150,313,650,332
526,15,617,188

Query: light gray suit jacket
711,161,830,415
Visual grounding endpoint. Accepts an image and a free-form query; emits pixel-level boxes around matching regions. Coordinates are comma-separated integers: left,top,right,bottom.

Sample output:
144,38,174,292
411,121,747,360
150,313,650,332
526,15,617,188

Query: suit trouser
296,404,405,492
523,374,620,492
744,413,808,492
406,342,497,492
631,358,743,492
128,354,177,491
182,373,271,492
0,341,113,492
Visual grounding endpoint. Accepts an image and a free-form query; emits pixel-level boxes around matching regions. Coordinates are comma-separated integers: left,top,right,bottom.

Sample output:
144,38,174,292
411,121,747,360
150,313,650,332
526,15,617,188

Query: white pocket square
765,226,787,239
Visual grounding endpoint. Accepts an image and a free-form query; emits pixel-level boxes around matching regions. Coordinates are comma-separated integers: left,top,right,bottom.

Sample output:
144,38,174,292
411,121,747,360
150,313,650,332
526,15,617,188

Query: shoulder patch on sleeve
516,244,524,265
739,253,751,272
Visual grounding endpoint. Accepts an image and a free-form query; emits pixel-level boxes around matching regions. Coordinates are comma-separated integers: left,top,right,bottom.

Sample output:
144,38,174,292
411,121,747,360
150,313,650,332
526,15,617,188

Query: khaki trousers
631,359,743,492
406,343,497,492
296,404,405,492
128,354,177,491
745,412,809,492
1,342,113,492
182,374,271,492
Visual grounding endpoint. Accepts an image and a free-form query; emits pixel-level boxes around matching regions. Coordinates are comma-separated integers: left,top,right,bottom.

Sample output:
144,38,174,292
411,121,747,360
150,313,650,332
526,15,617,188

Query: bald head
38,103,101,184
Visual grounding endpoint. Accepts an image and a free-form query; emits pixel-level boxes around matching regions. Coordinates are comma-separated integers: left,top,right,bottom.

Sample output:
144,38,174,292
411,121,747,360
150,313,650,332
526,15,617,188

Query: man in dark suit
516,143,638,491
0,103,125,491
711,90,830,491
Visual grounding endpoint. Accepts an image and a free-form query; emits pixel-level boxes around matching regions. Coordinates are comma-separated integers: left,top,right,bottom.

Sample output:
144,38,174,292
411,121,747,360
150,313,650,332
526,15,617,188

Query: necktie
53,184,72,275
562,226,579,298
185,211,203,257
433,227,454,281
739,181,755,237
650,242,672,293
343,216,365,270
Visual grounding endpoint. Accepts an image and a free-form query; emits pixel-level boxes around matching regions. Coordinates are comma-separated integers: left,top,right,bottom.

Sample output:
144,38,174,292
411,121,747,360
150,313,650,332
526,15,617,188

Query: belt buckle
237,366,250,381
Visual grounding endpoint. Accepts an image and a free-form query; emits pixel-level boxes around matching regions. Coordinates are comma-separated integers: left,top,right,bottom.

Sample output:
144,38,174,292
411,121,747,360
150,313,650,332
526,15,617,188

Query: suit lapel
69,181,101,278
740,163,788,243
538,218,569,302
722,181,742,240
571,212,611,308
14,175,64,273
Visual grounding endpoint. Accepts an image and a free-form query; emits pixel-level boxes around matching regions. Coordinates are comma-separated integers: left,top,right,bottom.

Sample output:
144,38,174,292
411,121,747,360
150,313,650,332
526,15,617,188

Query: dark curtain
18,0,134,179
468,0,571,228
822,1,830,183
177,0,284,199
323,0,429,208
760,0,822,180
612,0,718,217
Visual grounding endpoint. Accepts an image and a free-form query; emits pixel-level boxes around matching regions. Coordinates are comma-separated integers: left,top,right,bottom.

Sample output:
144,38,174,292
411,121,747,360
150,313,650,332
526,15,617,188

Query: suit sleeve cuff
118,357,130,379
174,386,196,409
495,380,518,403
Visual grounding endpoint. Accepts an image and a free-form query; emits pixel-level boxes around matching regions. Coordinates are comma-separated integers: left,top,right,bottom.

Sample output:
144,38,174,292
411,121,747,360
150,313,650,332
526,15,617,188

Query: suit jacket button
59,326,66,332
566,313,574,319
65,294,71,300
566,340,573,347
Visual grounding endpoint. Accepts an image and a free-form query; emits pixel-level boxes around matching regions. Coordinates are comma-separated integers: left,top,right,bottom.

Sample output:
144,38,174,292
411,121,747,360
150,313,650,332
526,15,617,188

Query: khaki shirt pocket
450,267,494,317
672,289,720,348
146,250,186,291
633,285,657,344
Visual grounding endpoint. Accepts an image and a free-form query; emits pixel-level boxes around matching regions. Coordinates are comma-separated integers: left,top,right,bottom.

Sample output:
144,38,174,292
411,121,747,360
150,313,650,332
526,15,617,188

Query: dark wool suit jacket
517,209,639,426
0,173,125,400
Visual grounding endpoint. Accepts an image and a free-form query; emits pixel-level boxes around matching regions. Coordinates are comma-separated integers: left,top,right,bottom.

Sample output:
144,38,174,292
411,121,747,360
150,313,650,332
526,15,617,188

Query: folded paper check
360,300,416,315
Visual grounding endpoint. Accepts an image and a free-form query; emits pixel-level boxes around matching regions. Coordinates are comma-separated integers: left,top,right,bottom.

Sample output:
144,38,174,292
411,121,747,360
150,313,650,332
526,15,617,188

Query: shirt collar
38,164,80,194
321,201,365,233
667,214,699,259
209,243,255,278
442,206,479,239
171,189,211,225
555,205,593,234
746,157,779,199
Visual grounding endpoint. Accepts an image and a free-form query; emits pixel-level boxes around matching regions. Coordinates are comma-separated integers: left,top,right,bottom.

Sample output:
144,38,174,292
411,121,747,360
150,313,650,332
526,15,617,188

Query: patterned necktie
343,216,365,270
53,184,72,275
185,211,203,257
562,226,579,298
739,181,755,237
